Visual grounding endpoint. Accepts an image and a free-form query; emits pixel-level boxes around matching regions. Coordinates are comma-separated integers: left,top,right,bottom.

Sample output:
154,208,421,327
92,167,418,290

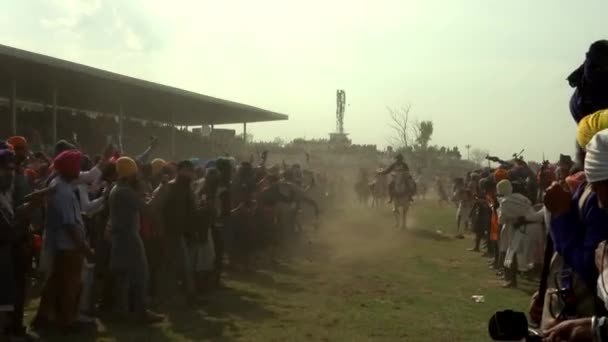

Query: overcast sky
1,0,606,160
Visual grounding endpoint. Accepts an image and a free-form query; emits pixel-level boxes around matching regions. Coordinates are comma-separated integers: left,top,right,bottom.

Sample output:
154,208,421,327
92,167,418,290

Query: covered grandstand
0,44,288,158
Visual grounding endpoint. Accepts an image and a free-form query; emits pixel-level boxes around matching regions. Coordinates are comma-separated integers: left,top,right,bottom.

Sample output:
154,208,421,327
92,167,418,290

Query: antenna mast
336,89,346,134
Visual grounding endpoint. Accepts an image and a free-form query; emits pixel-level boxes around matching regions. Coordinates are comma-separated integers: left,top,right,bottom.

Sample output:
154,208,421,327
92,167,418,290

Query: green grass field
33,201,534,341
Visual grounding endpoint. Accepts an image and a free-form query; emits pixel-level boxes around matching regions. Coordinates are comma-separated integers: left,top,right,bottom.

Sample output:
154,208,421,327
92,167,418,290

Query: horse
369,173,388,208
392,171,416,229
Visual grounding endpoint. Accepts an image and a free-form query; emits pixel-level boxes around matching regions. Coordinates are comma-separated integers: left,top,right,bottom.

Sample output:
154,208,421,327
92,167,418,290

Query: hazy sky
1,0,606,160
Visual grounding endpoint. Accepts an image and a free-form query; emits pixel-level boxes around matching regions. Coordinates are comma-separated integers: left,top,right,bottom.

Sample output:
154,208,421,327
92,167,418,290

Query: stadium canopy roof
0,44,288,126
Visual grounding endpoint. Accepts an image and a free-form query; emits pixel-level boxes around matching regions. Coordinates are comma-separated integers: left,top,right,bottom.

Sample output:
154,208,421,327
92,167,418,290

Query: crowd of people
0,134,324,340
450,40,608,341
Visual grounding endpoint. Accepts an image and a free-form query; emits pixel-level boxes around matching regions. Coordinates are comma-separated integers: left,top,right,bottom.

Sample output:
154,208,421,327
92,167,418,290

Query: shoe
467,248,480,252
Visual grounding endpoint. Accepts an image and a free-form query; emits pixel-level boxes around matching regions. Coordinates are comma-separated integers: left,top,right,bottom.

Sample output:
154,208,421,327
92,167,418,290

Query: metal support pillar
171,113,176,159
52,87,58,143
243,122,247,143
9,79,16,135
119,105,124,153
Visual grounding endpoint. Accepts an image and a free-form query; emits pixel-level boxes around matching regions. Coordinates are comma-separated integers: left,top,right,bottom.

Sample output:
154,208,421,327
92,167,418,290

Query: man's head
204,167,220,190
151,158,166,177
0,147,15,192
7,136,28,164
559,154,574,169
115,157,138,182
54,139,76,157
496,179,513,197
215,157,232,183
54,150,82,181
177,160,195,183
584,128,608,208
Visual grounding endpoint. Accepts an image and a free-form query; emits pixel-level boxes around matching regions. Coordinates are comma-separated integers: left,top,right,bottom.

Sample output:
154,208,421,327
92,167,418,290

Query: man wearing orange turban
6,136,28,165
494,168,510,183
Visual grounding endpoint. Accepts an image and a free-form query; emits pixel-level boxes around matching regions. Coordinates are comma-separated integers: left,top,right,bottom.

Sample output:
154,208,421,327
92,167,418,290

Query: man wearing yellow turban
108,156,165,323
150,158,166,176
577,109,608,149
115,157,138,180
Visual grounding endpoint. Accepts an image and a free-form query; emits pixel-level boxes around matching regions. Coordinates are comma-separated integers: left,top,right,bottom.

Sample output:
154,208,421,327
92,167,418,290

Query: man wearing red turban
33,149,93,333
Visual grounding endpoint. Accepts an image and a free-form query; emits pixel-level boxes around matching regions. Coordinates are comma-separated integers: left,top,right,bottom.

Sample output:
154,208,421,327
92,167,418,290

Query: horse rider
378,153,411,204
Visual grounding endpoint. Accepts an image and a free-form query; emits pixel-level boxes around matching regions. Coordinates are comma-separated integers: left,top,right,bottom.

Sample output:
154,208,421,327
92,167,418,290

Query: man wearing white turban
585,128,608,209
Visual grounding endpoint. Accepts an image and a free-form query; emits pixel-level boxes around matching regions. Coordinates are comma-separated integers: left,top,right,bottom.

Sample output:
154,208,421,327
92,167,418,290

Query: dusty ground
32,200,533,341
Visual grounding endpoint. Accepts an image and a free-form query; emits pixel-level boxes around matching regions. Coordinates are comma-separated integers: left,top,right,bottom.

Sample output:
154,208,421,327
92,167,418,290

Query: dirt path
45,202,530,341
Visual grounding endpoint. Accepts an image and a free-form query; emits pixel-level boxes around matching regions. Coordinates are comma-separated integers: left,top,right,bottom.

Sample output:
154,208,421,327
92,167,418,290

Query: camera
488,310,542,342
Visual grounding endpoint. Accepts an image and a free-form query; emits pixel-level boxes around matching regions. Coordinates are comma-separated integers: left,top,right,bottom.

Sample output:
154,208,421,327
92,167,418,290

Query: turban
577,109,608,149
54,150,82,179
7,136,27,149
585,128,608,183
496,179,513,196
494,168,509,182
150,158,166,175
115,157,138,179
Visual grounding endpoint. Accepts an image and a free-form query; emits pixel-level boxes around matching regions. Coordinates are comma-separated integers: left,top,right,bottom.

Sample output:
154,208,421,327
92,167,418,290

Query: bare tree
465,144,471,160
387,104,412,148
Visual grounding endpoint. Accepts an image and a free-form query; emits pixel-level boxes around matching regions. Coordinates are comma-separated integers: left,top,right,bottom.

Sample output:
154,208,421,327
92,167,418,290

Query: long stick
537,236,554,312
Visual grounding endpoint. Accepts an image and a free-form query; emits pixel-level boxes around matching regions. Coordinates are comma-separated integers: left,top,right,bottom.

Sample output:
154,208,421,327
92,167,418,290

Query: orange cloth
487,194,499,241
490,211,499,241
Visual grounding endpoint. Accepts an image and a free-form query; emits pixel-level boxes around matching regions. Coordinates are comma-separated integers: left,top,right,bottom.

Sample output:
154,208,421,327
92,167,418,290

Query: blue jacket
551,183,608,287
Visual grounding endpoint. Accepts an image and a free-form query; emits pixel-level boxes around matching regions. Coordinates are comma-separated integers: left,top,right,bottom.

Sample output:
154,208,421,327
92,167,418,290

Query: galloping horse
392,171,416,229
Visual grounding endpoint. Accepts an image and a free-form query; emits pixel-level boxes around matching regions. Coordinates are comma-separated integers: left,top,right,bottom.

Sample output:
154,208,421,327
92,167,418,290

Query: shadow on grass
167,286,276,341
230,270,303,294
35,321,171,342
36,286,276,342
